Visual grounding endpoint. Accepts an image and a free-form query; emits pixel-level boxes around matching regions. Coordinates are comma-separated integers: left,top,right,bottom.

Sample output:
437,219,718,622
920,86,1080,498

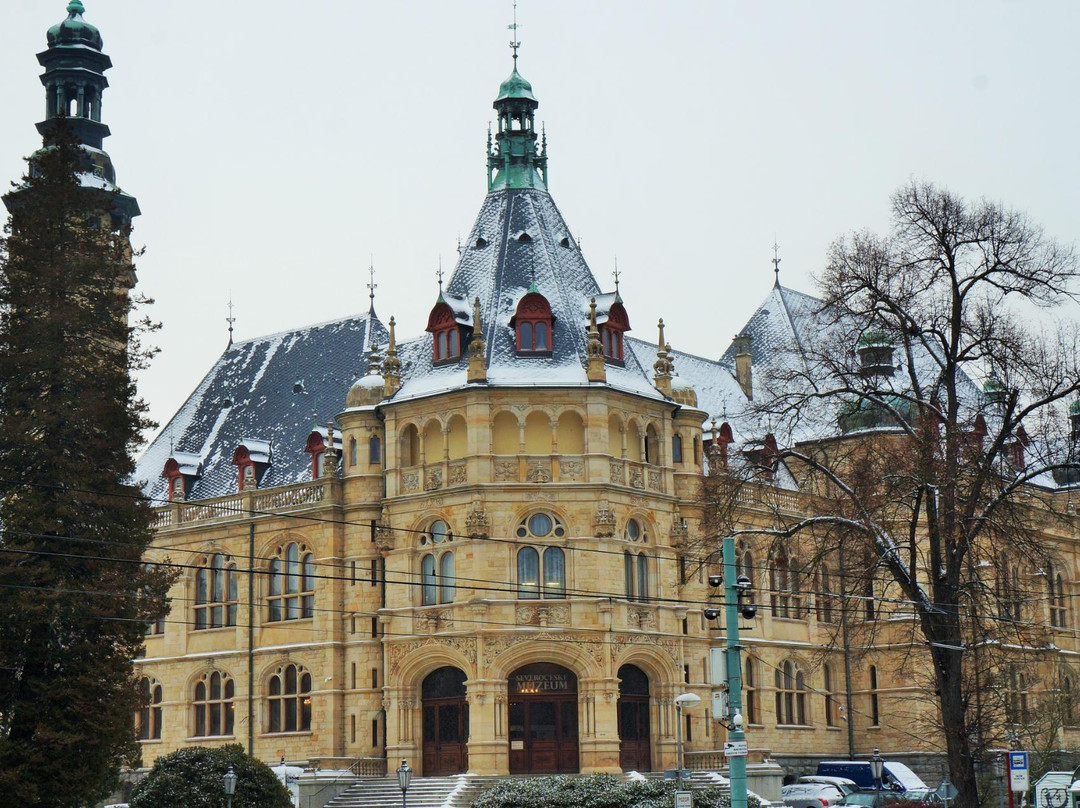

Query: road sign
936,780,958,805
724,740,748,757
1009,751,1030,792
675,791,693,808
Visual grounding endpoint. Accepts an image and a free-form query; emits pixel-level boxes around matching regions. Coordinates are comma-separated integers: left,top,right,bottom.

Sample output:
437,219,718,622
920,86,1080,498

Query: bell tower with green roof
14,1,140,225
487,43,548,193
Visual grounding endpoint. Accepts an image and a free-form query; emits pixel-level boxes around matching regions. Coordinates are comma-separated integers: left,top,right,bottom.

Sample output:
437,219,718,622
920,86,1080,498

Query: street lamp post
396,758,413,808
870,748,884,808
673,693,702,790
223,764,237,808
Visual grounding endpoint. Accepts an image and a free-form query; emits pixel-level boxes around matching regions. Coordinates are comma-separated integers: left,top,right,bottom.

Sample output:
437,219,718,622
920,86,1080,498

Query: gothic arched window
136,677,163,740
193,670,234,737
194,553,237,630
512,291,554,354
268,663,312,733
268,542,315,621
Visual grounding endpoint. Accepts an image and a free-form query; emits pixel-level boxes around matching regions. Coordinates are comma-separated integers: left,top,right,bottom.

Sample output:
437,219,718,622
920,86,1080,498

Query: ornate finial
67,1,86,16
653,319,674,395
226,294,236,346
168,436,175,456
467,296,488,384
367,258,377,314
657,317,665,347
540,123,546,155
613,257,621,294
508,0,521,68
710,417,718,442
387,316,397,351
772,239,781,287
586,296,606,382
436,258,444,292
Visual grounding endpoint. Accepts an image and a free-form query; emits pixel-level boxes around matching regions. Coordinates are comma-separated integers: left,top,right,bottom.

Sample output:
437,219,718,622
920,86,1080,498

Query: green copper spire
487,11,548,194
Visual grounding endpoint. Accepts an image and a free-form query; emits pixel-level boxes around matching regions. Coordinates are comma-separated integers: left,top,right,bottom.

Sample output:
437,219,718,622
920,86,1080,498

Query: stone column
579,676,621,774
465,678,508,775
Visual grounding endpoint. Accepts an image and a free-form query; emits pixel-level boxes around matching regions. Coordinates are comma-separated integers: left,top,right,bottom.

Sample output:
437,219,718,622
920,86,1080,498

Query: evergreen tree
129,744,292,808
0,123,173,807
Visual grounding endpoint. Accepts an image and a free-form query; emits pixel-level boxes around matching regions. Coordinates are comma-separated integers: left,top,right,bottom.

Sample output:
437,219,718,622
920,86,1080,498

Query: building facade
14,3,1080,784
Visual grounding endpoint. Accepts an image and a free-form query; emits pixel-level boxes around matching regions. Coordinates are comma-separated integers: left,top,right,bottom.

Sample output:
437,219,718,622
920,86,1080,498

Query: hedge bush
472,773,761,808
129,743,291,808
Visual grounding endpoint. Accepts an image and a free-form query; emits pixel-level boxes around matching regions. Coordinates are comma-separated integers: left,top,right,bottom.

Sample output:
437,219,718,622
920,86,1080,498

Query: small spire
772,239,781,287
467,297,488,384
613,257,621,294
508,0,521,68
436,258,444,293
366,258,377,315
387,316,397,352
226,294,236,346
585,296,606,383
657,317,666,348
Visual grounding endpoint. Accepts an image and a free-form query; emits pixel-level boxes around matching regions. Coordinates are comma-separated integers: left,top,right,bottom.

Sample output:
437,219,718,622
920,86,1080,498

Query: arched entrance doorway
507,662,579,774
617,664,651,772
422,666,468,775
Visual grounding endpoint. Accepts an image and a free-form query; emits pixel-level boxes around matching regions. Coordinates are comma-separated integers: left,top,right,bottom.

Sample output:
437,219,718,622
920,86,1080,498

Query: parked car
798,776,860,797
783,782,849,808
839,792,880,807
817,761,929,794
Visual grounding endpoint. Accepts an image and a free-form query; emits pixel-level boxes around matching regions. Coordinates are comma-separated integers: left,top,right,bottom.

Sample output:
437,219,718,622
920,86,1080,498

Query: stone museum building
14,2,1080,783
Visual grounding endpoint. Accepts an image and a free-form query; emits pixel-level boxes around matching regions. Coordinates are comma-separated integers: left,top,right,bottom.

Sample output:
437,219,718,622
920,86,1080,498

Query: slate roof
389,188,666,403
135,313,387,501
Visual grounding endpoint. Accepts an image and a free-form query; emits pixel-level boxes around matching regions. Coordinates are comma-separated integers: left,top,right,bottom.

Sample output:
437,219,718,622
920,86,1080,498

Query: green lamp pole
723,533,748,808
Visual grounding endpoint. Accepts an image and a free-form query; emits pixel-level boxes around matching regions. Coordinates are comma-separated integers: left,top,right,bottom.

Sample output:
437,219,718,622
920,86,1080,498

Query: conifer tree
0,123,173,807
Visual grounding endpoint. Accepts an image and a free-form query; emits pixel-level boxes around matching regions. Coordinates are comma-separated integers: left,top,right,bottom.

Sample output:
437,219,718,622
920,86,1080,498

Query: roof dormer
426,294,472,366
162,451,202,502
593,294,630,364
232,439,272,490
510,289,554,354
304,427,342,479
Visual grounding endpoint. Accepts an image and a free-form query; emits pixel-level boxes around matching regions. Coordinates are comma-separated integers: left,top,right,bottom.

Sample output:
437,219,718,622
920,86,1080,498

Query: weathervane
772,238,781,287
612,256,621,293
226,293,236,346
508,0,521,67
437,257,444,292
367,258,377,313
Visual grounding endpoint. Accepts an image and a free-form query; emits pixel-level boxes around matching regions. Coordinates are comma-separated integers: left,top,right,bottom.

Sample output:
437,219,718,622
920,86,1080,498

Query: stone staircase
325,774,502,808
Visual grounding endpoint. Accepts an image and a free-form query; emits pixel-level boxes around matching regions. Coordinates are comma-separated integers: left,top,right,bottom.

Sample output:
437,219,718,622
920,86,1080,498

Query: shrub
129,744,291,808
472,773,761,808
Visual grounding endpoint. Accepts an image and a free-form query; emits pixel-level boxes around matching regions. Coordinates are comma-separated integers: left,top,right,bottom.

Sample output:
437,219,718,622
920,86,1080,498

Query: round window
627,519,640,541
430,520,449,544
528,513,552,537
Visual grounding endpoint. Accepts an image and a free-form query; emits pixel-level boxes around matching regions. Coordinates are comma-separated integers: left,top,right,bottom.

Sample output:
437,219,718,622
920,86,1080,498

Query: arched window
743,657,758,725
517,546,565,599
823,663,839,727
636,552,649,601
672,433,683,464
421,554,438,606
736,542,754,587
1048,563,1068,628
348,437,357,467
400,424,420,466
517,547,540,599
194,554,238,630
624,552,634,599
775,660,807,725
268,663,312,733
136,677,163,740
817,560,838,623
626,518,647,542
1004,664,1028,725
268,542,315,621
512,291,554,354
770,548,802,619
543,547,565,598
193,671,234,737
368,435,381,464
601,300,629,362
1062,673,1076,726
427,301,463,364
439,552,456,603
644,424,660,465
869,665,880,726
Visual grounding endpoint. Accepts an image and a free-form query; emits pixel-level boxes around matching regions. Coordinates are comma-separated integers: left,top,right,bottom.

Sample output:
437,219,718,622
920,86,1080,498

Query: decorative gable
304,427,342,479
162,451,202,502
510,291,554,354
426,296,471,365
232,439,272,490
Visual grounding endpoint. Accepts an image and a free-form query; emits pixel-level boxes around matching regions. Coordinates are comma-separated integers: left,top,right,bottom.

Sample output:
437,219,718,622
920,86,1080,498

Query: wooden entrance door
421,667,469,775
507,663,579,774
618,664,652,772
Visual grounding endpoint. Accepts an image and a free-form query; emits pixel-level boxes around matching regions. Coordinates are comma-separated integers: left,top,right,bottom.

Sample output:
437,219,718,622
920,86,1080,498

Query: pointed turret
487,56,547,192
382,317,402,397
653,319,674,396
19,2,139,225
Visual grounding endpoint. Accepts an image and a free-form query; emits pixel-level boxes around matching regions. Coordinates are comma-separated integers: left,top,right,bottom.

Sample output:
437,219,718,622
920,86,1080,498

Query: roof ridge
228,310,383,348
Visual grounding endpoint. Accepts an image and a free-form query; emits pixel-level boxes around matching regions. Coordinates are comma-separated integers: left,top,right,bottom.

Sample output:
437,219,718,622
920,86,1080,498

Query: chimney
733,334,752,400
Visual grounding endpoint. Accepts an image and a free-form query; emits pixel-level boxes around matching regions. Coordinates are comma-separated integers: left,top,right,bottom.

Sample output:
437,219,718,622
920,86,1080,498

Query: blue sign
1011,752,1029,771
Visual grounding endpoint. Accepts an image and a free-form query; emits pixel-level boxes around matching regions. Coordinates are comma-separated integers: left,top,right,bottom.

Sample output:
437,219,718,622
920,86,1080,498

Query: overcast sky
2,1,1078,442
